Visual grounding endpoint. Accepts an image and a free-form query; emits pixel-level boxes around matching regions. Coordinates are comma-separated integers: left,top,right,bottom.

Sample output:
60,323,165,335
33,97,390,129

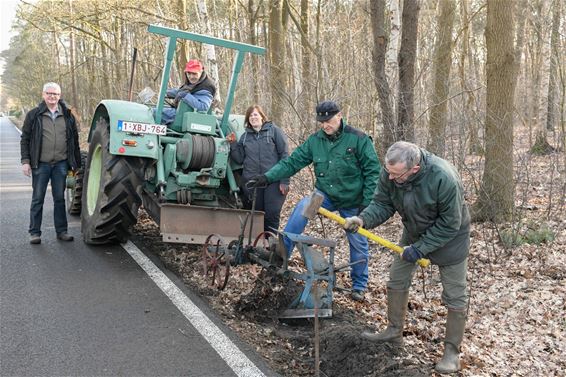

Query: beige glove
343,216,364,233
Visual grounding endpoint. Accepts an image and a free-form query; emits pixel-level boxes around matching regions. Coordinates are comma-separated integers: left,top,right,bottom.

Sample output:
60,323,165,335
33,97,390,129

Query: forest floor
133,141,565,377
10,115,565,375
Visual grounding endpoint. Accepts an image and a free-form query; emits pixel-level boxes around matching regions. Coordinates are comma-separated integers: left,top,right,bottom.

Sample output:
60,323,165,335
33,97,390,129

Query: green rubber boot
435,309,467,374
361,289,409,344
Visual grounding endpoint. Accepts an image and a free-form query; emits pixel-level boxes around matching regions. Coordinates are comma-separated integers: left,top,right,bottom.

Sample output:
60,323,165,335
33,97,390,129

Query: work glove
402,245,423,263
165,89,177,98
279,183,289,195
343,216,364,233
248,174,268,188
175,91,188,101
358,205,366,215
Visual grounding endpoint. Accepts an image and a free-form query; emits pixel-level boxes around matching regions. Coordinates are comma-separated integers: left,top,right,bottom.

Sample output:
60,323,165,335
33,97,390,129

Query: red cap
185,59,204,73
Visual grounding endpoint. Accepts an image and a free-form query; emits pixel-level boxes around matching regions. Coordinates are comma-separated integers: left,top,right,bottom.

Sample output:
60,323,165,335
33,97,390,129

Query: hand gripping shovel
303,191,430,268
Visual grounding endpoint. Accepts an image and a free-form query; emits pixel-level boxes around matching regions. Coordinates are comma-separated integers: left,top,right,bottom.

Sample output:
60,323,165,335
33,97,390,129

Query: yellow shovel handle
317,208,430,268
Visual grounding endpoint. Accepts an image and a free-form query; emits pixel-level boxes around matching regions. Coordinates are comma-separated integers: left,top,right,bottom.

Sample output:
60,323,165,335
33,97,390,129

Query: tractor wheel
81,117,145,244
66,151,87,215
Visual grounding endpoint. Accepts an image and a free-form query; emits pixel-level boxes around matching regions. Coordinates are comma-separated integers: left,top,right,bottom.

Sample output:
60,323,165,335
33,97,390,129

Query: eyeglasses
45,92,60,96
383,165,412,180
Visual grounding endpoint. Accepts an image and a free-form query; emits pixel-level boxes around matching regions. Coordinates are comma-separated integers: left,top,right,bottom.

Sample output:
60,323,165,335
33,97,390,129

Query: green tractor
76,25,265,245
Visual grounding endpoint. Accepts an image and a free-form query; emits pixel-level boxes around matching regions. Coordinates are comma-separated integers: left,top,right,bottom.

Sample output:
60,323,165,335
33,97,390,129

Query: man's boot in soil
361,289,409,345
435,309,467,374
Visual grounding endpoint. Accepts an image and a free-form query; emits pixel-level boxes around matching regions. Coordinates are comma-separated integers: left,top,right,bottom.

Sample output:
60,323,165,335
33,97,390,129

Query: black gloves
402,245,424,263
175,91,188,101
248,175,268,188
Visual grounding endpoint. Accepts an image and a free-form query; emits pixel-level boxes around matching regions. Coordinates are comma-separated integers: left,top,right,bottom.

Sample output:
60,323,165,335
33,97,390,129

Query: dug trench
133,211,431,377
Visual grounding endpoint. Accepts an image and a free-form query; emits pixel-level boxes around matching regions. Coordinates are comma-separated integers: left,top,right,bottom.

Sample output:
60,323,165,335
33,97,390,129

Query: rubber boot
435,309,467,374
361,289,409,344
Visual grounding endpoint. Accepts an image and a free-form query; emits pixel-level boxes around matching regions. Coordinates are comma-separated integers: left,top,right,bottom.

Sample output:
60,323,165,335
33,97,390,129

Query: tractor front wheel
81,117,145,244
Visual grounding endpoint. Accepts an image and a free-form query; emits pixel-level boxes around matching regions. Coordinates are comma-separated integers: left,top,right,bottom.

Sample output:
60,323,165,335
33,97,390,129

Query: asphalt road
0,116,275,376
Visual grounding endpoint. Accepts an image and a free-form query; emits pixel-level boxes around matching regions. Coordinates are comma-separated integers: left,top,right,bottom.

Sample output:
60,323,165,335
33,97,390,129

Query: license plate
118,120,167,135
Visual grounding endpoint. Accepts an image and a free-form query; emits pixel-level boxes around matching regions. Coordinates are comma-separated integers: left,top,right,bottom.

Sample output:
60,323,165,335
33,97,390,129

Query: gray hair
385,141,421,168
43,82,61,93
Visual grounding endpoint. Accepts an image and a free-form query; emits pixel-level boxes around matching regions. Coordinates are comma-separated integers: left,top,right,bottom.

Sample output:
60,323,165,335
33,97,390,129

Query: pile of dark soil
133,213,436,376
235,269,303,322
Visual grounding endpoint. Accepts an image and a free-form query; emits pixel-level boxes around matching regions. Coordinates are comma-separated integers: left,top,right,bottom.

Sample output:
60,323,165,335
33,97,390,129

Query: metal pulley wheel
176,135,215,171
201,234,231,290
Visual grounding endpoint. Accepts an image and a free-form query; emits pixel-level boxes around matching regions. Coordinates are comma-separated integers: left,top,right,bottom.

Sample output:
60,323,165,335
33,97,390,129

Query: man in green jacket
250,101,381,301
344,141,470,374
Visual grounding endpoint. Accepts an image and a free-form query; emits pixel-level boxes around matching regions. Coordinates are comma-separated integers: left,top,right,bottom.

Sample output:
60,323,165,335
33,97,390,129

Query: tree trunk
545,0,561,132
68,0,78,110
269,0,286,124
298,0,312,139
474,0,518,222
426,0,456,157
459,0,481,155
386,0,401,92
396,0,420,142
370,0,396,154
247,0,260,103
177,0,188,83
196,0,221,106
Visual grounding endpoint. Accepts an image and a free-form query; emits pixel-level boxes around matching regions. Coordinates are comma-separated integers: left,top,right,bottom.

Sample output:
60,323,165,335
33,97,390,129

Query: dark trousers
243,182,286,233
29,160,68,236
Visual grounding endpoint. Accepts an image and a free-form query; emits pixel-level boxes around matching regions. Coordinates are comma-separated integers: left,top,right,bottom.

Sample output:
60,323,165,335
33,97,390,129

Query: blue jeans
283,192,369,291
29,160,68,236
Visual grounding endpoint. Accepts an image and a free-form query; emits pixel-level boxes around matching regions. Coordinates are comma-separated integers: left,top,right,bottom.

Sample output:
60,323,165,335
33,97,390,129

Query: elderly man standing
21,82,81,244
250,100,381,301
344,141,470,374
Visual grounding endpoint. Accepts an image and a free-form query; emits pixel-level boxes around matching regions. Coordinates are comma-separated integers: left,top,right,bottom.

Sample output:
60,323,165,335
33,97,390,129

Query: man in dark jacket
21,82,81,244
344,141,470,374
250,101,381,301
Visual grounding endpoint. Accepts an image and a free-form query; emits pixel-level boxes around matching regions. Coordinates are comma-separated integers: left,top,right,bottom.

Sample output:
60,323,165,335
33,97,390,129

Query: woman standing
230,105,289,232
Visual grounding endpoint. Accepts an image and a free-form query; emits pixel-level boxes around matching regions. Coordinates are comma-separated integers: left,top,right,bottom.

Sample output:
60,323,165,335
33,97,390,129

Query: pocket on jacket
314,157,329,178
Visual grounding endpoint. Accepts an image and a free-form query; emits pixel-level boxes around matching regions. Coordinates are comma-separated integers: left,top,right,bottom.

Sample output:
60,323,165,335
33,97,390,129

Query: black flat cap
316,100,340,122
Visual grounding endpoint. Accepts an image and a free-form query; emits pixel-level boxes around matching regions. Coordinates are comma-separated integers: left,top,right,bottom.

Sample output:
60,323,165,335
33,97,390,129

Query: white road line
13,123,22,134
122,241,266,377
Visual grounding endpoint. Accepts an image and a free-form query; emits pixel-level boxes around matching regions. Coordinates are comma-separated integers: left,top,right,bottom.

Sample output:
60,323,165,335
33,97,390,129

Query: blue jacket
230,122,289,185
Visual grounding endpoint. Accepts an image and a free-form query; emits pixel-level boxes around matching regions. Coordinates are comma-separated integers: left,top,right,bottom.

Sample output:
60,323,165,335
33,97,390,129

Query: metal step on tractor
67,25,266,246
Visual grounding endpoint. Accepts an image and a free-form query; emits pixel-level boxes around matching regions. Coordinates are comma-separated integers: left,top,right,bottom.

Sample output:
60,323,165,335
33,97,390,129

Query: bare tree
474,0,518,222
544,0,561,134
370,0,396,154
396,0,420,142
268,0,286,124
196,0,222,105
426,0,456,156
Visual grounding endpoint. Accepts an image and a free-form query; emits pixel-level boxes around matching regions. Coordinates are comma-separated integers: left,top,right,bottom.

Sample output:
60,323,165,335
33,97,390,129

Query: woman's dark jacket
230,121,289,185
20,100,81,170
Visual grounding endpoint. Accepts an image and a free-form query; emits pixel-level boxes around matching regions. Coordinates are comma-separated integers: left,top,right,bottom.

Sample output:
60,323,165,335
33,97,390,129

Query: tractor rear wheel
81,117,145,244
66,151,87,215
